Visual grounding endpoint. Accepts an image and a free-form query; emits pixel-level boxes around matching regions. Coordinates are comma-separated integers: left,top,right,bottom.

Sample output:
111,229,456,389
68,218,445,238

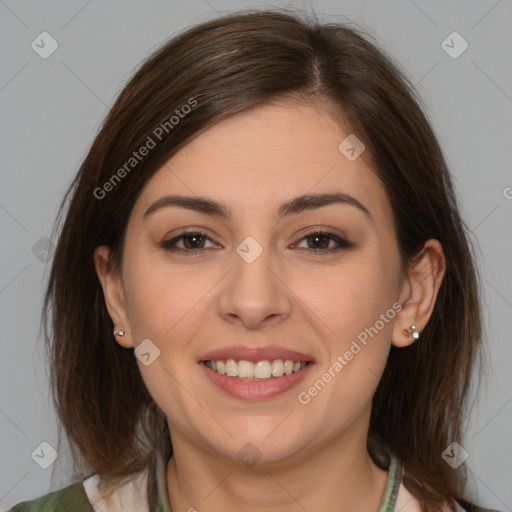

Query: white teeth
238,360,254,378
271,359,284,377
205,358,308,379
225,359,237,377
254,360,272,379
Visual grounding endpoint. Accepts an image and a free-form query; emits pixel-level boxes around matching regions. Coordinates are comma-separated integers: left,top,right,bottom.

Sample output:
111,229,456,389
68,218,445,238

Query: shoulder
7,482,94,512
7,468,149,512
395,479,502,512
9,455,154,512
455,499,504,512
81,469,149,511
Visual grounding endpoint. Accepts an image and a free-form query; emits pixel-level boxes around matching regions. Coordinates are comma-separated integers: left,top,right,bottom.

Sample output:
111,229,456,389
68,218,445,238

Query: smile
200,359,314,400
204,359,310,380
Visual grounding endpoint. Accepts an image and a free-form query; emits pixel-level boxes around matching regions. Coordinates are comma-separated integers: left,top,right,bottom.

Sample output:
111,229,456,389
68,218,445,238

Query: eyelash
160,230,353,256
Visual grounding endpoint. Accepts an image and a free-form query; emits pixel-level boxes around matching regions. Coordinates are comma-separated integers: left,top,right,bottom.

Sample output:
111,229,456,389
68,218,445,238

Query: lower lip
199,362,314,400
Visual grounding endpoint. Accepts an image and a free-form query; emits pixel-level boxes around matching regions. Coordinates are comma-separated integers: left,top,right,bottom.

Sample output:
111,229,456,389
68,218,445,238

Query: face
98,99,413,467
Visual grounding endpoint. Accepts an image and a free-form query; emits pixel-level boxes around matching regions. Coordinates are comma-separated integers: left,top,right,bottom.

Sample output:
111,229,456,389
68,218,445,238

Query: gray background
1,0,511,510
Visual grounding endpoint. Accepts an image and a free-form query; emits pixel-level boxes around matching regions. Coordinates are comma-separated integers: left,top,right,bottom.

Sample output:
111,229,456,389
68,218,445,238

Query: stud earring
402,325,420,340
113,330,125,337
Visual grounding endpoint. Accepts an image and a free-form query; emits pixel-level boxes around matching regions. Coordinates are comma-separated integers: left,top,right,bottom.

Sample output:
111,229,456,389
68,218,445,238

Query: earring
402,325,420,340
113,329,125,337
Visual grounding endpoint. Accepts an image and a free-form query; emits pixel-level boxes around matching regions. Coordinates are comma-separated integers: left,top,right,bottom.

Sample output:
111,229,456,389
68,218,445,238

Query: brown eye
306,234,331,249
161,231,217,253
181,233,207,249
295,231,352,254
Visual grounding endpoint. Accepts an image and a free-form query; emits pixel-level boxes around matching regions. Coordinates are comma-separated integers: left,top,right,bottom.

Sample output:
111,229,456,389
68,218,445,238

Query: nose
217,239,292,330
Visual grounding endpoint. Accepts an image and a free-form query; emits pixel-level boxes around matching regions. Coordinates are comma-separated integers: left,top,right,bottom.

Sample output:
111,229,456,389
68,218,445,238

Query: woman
9,8,499,512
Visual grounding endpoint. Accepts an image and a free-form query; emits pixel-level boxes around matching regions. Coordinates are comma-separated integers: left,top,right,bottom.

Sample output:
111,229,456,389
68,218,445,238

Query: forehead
133,100,390,222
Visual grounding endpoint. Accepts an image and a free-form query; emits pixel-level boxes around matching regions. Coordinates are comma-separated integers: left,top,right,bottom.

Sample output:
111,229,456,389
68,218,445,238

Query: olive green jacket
8,448,500,512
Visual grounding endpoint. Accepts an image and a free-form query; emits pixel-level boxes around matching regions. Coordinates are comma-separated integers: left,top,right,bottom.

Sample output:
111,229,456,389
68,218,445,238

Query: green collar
152,448,402,511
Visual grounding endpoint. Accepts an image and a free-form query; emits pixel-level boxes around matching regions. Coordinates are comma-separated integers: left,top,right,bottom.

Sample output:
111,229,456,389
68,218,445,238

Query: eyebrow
143,192,372,221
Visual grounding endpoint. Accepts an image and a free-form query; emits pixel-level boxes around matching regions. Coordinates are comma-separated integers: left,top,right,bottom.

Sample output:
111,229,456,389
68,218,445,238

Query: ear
93,246,133,348
392,239,446,348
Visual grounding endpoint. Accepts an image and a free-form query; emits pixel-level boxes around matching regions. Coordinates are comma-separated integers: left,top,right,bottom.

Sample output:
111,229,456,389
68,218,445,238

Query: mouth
199,348,315,399
198,346,315,399
203,358,311,380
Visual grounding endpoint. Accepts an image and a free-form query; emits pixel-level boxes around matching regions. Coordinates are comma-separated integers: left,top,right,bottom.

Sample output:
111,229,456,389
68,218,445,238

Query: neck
165,426,389,512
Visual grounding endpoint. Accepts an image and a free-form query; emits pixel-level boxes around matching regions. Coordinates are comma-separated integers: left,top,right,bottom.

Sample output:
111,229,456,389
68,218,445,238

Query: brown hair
44,8,483,511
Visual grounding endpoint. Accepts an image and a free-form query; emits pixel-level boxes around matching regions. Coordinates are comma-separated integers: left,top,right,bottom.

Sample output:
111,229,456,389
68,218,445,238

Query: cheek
295,254,399,348
121,246,213,345
291,251,399,415
120,252,213,426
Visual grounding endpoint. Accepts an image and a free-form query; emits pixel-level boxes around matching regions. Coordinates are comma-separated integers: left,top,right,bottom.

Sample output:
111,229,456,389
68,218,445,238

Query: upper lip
199,346,316,363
